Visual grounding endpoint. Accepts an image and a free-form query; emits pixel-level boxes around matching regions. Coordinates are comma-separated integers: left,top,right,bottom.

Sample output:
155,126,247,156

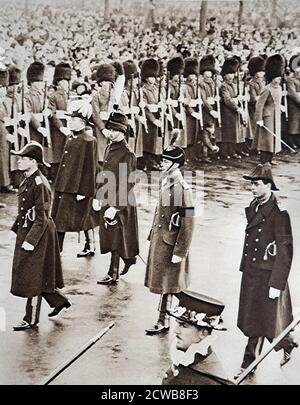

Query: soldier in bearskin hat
140,58,164,171
198,54,220,163
10,141,71,331
48,62,72,183
235,163,298,376
255,54,285,164
219,57,245,159
0,69,11,192
162,290,230,385
145,146,194,335
286,54,300,149
247,56,266,151
97,111,139,285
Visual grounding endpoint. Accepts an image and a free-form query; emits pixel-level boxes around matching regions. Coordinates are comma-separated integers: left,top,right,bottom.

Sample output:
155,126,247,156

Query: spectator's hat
289,54,300,73
0,69,9,87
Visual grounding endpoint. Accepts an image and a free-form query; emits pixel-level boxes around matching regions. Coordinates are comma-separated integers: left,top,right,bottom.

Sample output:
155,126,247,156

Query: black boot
120,257,137,276
77,241,95,258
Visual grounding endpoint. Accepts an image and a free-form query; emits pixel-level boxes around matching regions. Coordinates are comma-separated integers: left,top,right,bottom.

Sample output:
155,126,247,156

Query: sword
261,124,295,153
39,322,115,385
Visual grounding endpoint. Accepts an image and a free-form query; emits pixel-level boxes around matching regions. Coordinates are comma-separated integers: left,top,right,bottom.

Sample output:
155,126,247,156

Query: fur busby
248,56,265,77
141,58,159,82
167,56,184,78
221,57,239,75
112,61,124,77
289,54,300,73
123,60,138,82
183,58,199,78
96,63,116,84
53,62,72,84
8,64,21,86
199,55,216,74
0,69,9,87
27,61,45,84
265,54,285,83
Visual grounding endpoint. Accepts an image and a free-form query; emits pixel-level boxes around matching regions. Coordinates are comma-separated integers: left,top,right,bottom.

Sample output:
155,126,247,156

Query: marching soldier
48,62,72,183
141,58,163,171
162,290,229,385
247,56,266,152
51,95,98,254
199,55,220,163
166,56,187,149
255,54,286,165
97,111,139,285
145,146,194,334
0,69,11,192
236,163,298,375
286,54,300,149
219,57,244,159
10,142,71,331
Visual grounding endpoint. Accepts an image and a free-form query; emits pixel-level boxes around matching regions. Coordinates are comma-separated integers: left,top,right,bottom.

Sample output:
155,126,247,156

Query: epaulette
276,199,287,212
35,176,42,185
180,179,189,190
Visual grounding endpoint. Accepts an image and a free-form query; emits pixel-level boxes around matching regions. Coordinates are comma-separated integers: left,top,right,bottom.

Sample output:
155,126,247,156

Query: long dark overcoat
144,171,194,294
237,194,294,339
97,139,139,259
286,76,300,135
11,170,63,298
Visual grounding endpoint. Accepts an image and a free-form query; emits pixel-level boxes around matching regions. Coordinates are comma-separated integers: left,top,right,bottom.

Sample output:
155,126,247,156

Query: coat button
255,238,259,242
158,225,162,228
25,189,28,192
17,222,19,225
65,151,68,154
262,219,265,222
246,233,249,237
22,198,25,201
254,248,258,252
59,196,62,199
62,164,65,167
252,258,256,262
245,253,247,257
21,207,24,210
162,214,165,218
258,229,262,232
246,243,248,247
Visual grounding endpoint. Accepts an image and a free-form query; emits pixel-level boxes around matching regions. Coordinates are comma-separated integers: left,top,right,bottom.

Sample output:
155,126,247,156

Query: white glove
92,198,101,211
280,105,287,113
37,127,48,137
22,241,34,251
237,107,244,115
8,230,16,241
175,113,182,121
104,206,118,220
171,254,182,264
102,128,110,137
153,119,162,128
191,112,201,120
210,110,219,119
137,115,147,125
269,287,280,299
257,120,264,127
76,194,86,201
60,127,72,136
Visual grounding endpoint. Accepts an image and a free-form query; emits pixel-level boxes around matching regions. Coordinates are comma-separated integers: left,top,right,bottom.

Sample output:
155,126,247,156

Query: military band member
145,146,194,334
236,163,298,375
51,96,98,254
97,111,139,285
162,290,230,385
286,54,300,149
10,142,70,331
247,56,266,152
48,62,72,183
255,54,285,165
219,57,244,159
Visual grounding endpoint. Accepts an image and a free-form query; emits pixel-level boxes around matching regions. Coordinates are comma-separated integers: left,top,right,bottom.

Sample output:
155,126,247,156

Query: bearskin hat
53,62,72,84
167,56,184,78
265,54,285,83
112,61,124,77
248,56,265,77
140,58,159,82
0,69,9,87
27,61,45,84
96,63,116,84
183,58,199,78
221,57,239,75
8,64,21,86
199,55,216,74
123,60,138,82
289,54,300,73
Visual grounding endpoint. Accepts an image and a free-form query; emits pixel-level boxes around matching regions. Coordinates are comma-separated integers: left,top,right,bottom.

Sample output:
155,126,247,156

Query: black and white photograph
0,0,300,389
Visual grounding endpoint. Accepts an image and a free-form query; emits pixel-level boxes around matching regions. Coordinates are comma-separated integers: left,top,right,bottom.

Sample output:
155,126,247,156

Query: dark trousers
242,334,296,369
23,289,68,325
260,151,273,164
57,232,65,252
107,251,136,281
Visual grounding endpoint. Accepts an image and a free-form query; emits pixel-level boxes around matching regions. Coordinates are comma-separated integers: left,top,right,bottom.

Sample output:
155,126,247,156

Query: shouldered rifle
243,72,249,127
4,85,19,151
41,81,52,147
157,73,165,138
196,73,203,131
128,74,136,137
138,74,148,133
214,74,222,127
165,71,174,130
18,81,31,144
282,76,289,121
177,74,186,130
237,68,247,127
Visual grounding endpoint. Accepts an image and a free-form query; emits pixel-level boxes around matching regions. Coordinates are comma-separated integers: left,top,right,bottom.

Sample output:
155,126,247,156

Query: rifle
243,72,249,127
165,71,174,131
196,73,203,131
157,73,165,141
4,85,19,151
237,68,247,127
214,74,222,127
282,76,289,121
128,73,136,137
18,81,31,145
138,74,148,133
177,74,186,131
41,81,52,148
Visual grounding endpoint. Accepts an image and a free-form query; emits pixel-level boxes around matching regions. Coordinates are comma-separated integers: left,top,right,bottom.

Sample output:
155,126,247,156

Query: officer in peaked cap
236,163,298,377
162,290,231,385
145,145,195,335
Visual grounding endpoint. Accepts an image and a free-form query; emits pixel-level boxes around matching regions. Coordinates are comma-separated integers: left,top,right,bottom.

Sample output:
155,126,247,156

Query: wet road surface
1,151,300,385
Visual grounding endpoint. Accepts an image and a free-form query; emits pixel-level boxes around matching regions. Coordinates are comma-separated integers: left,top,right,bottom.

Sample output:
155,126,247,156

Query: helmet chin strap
163,161,176,174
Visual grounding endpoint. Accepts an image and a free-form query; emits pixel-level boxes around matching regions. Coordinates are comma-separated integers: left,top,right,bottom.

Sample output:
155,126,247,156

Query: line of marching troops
1,50,300,196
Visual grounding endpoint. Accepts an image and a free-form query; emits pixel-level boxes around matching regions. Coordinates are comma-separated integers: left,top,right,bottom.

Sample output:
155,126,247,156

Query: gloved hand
269,287,280,299
8,230,16,240
153,119,162,128
175,113,182,121
60,127,72,136
102,128,110,137
37,127,48,137
210,110,219,119
92,198,101,211
76,194,86,201
171,254,182,264
257,120,264,127
191,112,201,120
104,206,118,220
22,241,34,251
